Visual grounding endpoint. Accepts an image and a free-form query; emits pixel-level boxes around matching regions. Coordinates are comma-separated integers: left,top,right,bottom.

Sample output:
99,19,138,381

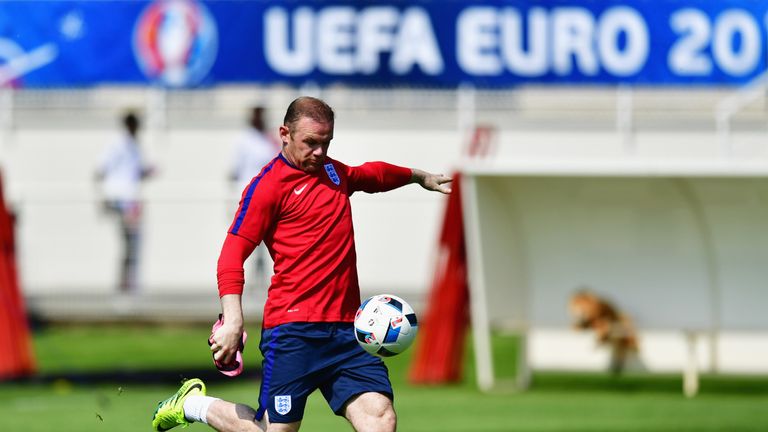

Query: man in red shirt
153,96,451,432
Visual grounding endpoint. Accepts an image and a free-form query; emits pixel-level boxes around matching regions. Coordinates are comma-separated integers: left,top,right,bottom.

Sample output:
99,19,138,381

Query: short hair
249,106,265,130
283,97,335,133
122,111,140,131
251,106,265,119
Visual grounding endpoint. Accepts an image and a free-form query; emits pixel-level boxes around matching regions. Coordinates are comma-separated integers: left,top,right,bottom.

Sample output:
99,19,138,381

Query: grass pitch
2,324,767,431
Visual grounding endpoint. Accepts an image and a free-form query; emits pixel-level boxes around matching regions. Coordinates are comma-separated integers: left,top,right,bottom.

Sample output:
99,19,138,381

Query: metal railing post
616,85,634,154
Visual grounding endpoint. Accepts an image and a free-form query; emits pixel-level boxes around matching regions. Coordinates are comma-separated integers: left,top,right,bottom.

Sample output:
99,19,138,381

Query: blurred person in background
152,96,452,432
229,106,280,293
95,111,155,294
230,106,279,192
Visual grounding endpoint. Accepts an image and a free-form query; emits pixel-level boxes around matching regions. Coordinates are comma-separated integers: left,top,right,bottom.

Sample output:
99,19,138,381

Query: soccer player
152,96,451,432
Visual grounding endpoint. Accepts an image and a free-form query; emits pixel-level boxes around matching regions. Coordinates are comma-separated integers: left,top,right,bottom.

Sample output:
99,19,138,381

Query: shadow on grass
6,368,262,385
531,372,768,395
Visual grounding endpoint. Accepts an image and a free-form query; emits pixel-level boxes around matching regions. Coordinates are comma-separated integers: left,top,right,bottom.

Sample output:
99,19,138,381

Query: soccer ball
354,294,418,357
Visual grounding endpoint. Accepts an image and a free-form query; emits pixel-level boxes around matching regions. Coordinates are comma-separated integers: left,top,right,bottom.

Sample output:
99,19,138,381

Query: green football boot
152,378,207,431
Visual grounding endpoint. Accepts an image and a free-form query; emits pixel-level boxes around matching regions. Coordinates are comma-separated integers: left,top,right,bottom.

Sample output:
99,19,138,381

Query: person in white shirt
229,106,279,292
96,111,154,293
230,106,279,191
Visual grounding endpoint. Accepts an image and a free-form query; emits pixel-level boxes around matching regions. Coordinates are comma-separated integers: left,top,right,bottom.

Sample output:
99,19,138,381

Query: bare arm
210,294,245,366
411,169,452,194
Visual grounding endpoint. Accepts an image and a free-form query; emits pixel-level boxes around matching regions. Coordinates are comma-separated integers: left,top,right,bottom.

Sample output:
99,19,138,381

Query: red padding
408,172,469,384
0,171,36,379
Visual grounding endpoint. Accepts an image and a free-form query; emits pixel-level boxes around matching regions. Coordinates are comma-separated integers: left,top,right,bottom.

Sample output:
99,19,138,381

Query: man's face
280,117,333,173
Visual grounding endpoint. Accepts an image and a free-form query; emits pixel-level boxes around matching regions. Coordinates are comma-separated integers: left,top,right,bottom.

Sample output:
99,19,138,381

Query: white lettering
552,8,598,76
598,7,649,76
268,5,768,81
459,6,653,78
500,8,547,77
713,10,760,76
669,9,712,76
264,6,443,76
264,7,313,76
391,7,444,75
356,7,398,74
457,7,502,75
317,7,355,75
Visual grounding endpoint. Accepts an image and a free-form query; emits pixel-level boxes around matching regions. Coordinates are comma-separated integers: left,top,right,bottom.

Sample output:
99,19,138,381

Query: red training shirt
217,153,412,329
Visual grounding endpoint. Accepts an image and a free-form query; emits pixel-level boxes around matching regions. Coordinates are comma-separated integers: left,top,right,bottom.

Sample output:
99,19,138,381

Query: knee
380,408,396,432
346,393,397,432
371,406,396,432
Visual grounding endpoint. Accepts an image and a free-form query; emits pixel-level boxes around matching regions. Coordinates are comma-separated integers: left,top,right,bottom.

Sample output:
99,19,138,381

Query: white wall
529,329,768,374
1,123,463,299
3,86,767,321
5,130,767,301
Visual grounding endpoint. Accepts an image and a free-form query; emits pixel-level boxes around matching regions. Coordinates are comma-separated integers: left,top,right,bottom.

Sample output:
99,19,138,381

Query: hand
412,169,452,194
209,322,243,367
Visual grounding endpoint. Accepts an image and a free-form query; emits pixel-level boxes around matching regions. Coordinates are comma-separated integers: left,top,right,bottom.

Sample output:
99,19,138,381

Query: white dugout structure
462,159,768,396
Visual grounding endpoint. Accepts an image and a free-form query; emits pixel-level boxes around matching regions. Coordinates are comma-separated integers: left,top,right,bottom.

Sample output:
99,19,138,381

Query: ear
278,125,290,144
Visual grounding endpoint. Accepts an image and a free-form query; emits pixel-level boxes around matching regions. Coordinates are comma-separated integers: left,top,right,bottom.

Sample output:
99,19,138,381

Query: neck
280,150,298,168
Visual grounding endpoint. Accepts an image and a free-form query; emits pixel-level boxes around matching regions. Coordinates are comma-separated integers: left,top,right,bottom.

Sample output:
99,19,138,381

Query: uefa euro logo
132,0,218,87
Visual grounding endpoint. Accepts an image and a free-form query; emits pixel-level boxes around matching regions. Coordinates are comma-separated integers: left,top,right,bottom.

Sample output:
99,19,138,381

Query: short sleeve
345,161,412,194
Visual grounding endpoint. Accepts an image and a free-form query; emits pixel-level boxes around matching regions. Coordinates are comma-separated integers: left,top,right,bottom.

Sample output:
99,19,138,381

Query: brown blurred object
569,288,638,374
0,169,37,379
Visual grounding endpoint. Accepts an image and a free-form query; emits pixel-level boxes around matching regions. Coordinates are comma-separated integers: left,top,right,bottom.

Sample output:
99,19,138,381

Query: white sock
183,395,220,424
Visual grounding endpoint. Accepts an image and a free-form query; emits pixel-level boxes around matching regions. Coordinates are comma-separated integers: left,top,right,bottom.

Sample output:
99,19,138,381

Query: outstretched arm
346,162,452,194
411,169,452,194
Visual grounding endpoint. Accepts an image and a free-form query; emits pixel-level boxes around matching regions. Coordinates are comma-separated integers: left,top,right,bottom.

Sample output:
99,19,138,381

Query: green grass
32,324,214,372
2,324,768,431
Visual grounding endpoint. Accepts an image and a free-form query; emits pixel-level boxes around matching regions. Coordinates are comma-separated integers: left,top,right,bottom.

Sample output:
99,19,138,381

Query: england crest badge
275,395,292,415
324,163,340,185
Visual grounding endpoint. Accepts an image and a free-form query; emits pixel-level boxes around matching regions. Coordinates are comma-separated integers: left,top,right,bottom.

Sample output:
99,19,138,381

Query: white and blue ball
354,294,418,357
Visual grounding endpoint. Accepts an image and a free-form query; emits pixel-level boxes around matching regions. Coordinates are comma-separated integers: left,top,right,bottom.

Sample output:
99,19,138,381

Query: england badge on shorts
275,395,292,415
324,163,340,185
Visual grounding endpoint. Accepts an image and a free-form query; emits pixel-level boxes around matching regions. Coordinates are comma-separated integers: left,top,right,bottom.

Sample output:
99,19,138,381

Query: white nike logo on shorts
293,184,308,195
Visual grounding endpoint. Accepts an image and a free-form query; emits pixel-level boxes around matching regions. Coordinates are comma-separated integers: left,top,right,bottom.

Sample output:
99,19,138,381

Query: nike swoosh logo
184,383,204,395
293,184,308,195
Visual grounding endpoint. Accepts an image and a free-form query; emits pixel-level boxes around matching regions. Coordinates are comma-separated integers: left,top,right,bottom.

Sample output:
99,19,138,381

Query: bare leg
343,392,396,432
267,422,302,432
121,221,139,293
119,204,141,293
205,401,301,432
205,401,265,432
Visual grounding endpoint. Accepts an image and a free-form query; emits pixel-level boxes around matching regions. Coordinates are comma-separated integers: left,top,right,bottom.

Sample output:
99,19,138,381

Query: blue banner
1,0,767,88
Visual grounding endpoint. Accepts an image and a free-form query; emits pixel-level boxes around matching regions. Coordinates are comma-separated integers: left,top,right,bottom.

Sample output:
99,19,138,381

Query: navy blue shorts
255,322,393,423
